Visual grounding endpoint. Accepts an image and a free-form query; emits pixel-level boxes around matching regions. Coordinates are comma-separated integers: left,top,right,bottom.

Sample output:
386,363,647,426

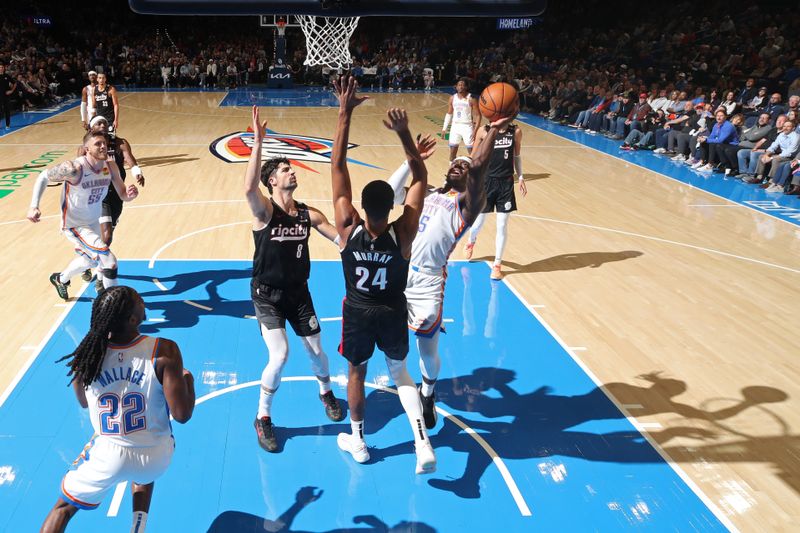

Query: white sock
350,418,364,440
386,357,428,443
258,326,289,418
59,255,93,284
300,333,331,394
417,334,440,397
468,213,486,244
495,212,510,265
130,511,147,533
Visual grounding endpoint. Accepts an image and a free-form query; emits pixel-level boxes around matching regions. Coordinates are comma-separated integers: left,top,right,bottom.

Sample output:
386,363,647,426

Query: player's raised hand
126,184,139,200
382,108,409,132
252,106,268,141
26,207,41,223
334,75,368,112
489,104,519,130
416,134,437,160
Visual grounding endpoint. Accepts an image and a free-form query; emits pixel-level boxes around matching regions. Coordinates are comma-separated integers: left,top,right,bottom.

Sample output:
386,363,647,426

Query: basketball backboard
130,0,547,17
259,15,301,28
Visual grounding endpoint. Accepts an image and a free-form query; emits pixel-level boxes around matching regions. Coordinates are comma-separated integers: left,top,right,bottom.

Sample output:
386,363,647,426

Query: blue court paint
0,99,80,137
219,87,445,108
0,261,730,531
517,114,800,226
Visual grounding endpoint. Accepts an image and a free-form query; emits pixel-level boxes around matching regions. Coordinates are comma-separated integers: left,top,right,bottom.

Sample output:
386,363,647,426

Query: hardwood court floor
1,90,798,531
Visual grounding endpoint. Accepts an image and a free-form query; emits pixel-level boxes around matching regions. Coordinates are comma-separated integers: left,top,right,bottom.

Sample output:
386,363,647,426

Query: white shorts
405,268,446,338
63,224,109,261
61,435,174,510
449,123,474,148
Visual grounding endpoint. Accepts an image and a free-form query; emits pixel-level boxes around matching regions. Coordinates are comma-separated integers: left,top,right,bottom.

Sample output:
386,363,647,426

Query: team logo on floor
209,128,382,173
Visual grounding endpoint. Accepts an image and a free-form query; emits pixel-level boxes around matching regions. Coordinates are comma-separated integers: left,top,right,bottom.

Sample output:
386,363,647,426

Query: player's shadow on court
134,154,199,167
206,486,436,532
120,269,254,332
474,250,642,276
521,172,550,182
365,368,789,499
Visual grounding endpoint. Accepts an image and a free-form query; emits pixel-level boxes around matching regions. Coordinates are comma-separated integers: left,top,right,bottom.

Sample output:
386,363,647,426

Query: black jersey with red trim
340,222,408,308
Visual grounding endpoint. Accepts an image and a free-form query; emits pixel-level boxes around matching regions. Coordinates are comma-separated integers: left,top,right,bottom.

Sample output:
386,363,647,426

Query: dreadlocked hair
57,286,139,388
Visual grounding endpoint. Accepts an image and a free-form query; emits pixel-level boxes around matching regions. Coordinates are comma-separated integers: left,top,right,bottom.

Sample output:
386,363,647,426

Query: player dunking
245,106,344,453
464,120,526,280
40,286,195,533
442,78,481,161
92,73,120,132
27,131,138,300
80,70,97,130
332,76,436,474
387,111,518,428
78,115,145,289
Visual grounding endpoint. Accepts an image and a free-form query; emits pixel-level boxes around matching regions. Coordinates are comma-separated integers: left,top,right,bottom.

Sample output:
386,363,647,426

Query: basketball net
296,15,360,69
276,21,286,37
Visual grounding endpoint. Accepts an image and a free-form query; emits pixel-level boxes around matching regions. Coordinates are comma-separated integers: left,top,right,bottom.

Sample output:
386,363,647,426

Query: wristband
131,165,142,176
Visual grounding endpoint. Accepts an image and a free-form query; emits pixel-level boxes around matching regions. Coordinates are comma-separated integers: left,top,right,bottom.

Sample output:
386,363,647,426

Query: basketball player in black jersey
76,115,144,289
464,120,525,280
93,73,120,132
245,106,344,453
331,76,436,474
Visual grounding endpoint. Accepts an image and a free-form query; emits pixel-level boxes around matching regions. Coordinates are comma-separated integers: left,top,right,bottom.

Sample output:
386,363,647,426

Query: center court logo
209,129,382,173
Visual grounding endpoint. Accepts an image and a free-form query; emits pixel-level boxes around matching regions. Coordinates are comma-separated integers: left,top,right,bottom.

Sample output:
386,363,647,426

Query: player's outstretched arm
244,106,273,225
119,138,145,187
332,76,368,241
442,96,454,134
108,160,138,202
387,134,436,205
110,87,120,131
156,338,195,424
514,126,527,197
308,206,339,243
26,161,81,222
385,108,427,258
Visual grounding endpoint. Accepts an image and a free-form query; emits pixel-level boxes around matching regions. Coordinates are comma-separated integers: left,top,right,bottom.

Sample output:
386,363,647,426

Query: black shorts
101,198,123,227
482,176,517,213
339,298,408,366
251,280,321,337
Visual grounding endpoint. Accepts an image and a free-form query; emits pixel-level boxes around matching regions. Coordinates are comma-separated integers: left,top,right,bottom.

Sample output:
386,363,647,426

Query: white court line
320,317,342,322
148,318,167,323
622,404,644,409
192,377,532,517
0,284,90,409
184,300,212,311
525,120,799,229
148,221,251,268
107,481,127,517
688,204,743,208
152,279,169,292
498,269,738,531
511,213,800,275
635,422,664,430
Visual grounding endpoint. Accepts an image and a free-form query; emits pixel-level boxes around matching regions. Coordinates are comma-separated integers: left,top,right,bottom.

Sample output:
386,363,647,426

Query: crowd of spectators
2,0,800,194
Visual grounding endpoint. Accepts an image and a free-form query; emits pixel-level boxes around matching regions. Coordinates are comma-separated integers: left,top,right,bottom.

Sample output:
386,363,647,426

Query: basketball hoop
296,15,360,69
276,20,286,36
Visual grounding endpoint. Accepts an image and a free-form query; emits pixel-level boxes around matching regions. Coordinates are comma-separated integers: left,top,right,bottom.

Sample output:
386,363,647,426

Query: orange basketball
479,82,519,122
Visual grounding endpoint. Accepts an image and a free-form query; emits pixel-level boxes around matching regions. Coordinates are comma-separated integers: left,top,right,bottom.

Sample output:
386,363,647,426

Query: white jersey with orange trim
60,156,111,230
84,335,172,448
452,93,473,125
85,84,96,117
410,190,467,271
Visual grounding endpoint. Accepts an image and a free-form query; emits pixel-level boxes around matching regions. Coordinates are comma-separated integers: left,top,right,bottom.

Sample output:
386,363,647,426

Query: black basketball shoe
81,269,93,282
254,416,278,452
320,390,344,422
49,273,69,300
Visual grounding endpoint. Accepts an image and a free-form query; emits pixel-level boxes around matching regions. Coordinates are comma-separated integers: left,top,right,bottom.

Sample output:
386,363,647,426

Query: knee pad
101,267,118,280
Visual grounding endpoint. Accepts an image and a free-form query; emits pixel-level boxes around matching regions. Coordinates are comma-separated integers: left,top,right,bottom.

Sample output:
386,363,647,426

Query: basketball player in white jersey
388,109,518,428
442,78,481,162
40,286,195,533
80,70,97,130
27,130,139,299
464,120,526,280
